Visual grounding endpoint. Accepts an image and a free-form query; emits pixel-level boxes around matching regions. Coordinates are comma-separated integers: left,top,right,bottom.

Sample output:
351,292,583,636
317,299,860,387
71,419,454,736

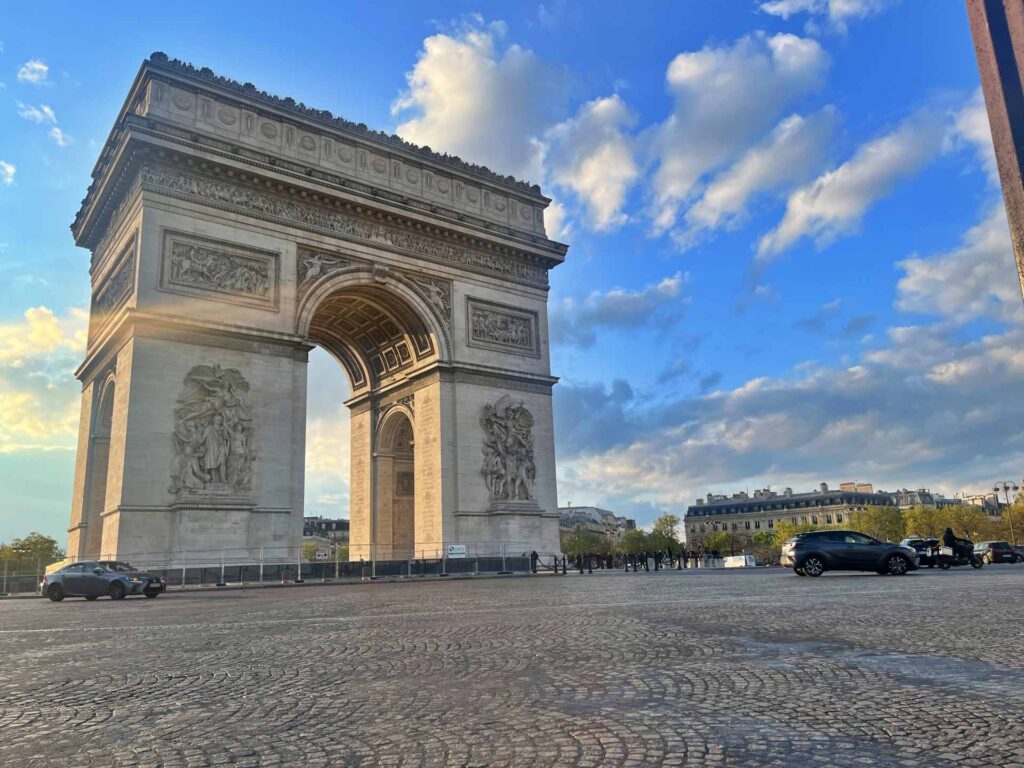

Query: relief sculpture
169,364,254,495
169,240,271,299
471,307,533,349
480,395,535,502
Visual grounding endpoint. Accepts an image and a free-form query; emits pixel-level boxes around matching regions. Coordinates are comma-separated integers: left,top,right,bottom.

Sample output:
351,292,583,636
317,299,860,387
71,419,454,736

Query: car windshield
99,561,136,572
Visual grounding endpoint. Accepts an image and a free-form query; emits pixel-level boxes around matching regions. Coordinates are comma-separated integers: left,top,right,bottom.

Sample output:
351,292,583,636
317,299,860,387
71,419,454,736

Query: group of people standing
554,548,724,574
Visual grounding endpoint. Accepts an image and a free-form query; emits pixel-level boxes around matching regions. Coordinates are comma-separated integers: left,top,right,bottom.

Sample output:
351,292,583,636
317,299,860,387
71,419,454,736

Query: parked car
899,537,940,567
781,530,919,577
973,541,1019,565
1014,545,1024,563
42,561,166,601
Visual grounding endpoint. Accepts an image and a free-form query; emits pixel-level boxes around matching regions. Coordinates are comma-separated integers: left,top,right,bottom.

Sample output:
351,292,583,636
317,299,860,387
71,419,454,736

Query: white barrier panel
724,555,757,568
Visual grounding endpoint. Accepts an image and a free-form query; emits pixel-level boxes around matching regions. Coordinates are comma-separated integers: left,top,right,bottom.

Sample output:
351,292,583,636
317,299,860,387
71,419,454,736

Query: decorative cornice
146,52,543,195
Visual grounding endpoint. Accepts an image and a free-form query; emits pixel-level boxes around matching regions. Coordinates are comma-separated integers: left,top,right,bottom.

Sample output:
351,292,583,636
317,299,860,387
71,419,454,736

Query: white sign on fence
315,550,329,561
446,544,468,559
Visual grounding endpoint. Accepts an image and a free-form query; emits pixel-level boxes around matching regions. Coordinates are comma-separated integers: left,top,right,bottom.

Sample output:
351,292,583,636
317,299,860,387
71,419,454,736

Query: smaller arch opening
375,409,416,560
83,379,116,558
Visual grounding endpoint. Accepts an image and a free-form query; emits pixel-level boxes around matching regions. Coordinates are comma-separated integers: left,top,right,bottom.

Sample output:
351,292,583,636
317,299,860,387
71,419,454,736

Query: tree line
695,502,1023,564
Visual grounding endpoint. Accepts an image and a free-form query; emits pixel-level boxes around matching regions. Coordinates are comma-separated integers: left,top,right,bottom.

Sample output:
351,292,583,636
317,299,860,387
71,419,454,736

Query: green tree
772,520,818,548
850,506,905,542
617,528,651,554
650,514,681,546
902,506,947,538
747,530,780,565
701,530,744,556
0,532,65,568
560,529,608,557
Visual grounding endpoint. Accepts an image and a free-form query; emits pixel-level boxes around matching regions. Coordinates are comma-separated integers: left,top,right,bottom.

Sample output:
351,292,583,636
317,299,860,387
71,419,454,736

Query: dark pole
967,0,1024,301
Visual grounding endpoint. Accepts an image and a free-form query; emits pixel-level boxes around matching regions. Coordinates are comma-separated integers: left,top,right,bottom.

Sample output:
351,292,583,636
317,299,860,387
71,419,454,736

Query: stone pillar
967,0,1024,300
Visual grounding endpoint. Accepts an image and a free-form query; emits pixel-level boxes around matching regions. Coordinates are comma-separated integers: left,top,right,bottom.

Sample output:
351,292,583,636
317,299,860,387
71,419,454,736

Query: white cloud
0,307,87,453
551,272,687,347
392,16,565,183
757,110,946,259
759,0,897,31
16,59,48,84
556,321,1024,522
678,107,838,247
650,32,829,234
16,102,56,124
897,204,1023,326
0,161,14,186
48,126,71,147
546,95,639,231
952,88,998,185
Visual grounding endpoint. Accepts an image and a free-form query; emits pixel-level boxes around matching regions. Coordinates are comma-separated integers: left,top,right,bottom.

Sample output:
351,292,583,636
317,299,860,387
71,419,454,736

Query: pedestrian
530,550,539,574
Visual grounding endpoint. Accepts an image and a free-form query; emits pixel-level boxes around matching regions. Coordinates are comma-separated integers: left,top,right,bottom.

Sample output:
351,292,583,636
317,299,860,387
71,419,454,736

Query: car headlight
127,576,143,583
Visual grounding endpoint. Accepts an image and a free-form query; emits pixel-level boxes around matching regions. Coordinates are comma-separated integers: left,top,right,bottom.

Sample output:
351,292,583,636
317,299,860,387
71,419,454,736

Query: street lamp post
994,481,1019,546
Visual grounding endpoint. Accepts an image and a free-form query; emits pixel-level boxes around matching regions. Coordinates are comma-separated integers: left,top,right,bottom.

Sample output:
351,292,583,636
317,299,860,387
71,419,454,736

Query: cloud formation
392,17,565,183
757,110,946,259
759,0,897,31
546,95,639,231
0,307,87,453
16,59,48,84
0,161,13,186
650,31,829,234
678,107,838,247
16,102,56,124
550,272,687,347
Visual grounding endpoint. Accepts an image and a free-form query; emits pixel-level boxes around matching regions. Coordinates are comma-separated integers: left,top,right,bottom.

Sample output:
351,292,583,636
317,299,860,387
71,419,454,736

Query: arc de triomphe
66,53,566,562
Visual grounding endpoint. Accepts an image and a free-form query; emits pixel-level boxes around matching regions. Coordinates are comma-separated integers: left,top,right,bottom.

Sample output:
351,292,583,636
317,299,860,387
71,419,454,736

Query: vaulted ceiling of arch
308,288,435,391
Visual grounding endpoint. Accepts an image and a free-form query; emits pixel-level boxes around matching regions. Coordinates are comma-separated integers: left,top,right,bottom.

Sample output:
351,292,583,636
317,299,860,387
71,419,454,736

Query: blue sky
1,0,1020,542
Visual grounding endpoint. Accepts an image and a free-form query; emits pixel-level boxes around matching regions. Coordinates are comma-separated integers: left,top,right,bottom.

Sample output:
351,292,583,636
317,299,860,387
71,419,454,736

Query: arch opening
303,279,436,562
83,379,115,558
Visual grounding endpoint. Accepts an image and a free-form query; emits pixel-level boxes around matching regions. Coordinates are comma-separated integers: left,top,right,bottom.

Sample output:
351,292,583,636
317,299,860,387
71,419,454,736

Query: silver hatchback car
42,561,166,601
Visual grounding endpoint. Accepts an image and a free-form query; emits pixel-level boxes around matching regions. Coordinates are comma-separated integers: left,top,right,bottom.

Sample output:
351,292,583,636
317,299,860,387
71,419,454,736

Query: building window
801,516,808,524
811,515,818,525
754,520,761,529
745,521,751,529
825,514,833,524
791,517,797,524
836,514,844,523
700,524,706,532
731,522,738,531
767,519,774,528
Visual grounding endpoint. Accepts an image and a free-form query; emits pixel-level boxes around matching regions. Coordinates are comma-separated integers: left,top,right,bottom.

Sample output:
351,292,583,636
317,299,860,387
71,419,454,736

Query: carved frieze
92,241,136,323
140,164,548,286
169,364,254,496
377,393,415,430
160,230,280,310
481,395,536,502
466,297,540,358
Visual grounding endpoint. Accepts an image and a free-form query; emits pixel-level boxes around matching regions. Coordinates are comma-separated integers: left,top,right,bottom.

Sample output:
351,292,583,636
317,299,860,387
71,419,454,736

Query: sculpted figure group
169,364,254,495
481,395,536,502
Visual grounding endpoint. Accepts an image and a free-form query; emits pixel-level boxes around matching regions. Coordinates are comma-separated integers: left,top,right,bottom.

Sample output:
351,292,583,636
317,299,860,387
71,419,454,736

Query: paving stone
0,567,1022,766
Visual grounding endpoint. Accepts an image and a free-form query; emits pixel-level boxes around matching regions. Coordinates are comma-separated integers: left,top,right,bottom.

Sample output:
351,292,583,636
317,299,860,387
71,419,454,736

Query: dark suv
974,541,1019,564
780,530,919,577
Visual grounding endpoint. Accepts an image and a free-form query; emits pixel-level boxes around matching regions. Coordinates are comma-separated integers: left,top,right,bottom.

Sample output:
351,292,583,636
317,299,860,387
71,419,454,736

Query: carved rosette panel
466,298,540,357
480,395,536,502
140,164,548,286
169,364,255,497
160,231,279,309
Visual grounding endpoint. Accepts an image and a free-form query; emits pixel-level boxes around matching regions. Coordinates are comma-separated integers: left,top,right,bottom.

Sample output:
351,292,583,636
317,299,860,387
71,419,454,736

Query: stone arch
297,266,450,393
83,372,116,558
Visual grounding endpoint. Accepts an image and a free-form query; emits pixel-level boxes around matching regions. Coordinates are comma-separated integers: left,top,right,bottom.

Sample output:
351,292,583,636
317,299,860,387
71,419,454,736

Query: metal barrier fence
0,541,546,596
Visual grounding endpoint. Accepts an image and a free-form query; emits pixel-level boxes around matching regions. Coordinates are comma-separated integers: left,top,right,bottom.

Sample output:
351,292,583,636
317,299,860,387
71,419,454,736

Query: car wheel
800,556,825,577
794,567,806,576
144,591,160,599
47,584,64,602
108,582,127,601
886,554,909,576
85,595,99,601
971,555,984,569
940,561,951,570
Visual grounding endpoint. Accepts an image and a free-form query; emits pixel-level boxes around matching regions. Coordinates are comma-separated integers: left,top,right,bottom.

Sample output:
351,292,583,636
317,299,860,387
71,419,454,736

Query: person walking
530,550,539,574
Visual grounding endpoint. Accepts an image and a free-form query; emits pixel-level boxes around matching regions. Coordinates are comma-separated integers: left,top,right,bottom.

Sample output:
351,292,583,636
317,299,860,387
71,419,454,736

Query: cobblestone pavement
2,567,1024,767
